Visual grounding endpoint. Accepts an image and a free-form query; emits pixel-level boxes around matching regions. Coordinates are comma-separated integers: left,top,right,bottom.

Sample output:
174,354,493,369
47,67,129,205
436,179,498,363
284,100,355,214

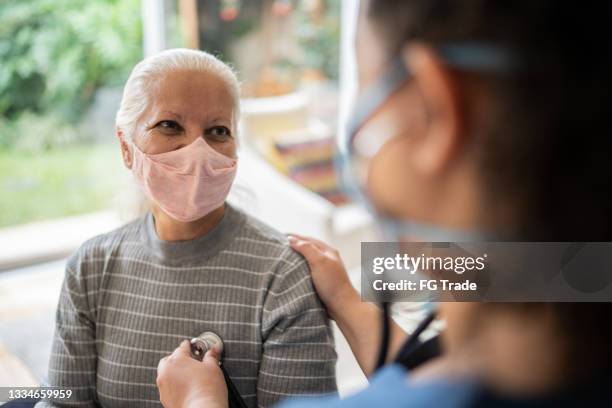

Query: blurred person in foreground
157,1,612,407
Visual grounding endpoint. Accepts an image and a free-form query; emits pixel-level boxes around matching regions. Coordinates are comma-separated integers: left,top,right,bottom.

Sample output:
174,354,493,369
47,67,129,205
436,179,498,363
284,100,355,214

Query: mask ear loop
131,142,136,164
125,136,140,167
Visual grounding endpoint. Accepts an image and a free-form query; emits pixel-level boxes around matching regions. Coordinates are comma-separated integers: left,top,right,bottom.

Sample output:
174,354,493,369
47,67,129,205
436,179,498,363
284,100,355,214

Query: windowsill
0,211,122,272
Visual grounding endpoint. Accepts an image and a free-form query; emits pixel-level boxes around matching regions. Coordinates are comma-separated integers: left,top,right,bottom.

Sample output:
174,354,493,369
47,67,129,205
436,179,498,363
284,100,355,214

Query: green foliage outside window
0,0,142,149
295,0,340,82
0,0,142,227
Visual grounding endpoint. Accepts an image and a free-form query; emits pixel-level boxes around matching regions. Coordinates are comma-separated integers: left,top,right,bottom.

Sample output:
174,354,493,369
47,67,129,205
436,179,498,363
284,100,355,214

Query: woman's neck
152,205,225,242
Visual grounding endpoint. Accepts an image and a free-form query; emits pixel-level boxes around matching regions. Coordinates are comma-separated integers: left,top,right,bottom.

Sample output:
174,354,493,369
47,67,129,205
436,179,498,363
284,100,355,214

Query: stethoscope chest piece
190,331,224,361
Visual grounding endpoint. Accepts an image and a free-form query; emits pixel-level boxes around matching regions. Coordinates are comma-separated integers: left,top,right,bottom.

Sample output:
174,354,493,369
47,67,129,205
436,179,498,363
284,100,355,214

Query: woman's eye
156,120,181,131
206,126,232,139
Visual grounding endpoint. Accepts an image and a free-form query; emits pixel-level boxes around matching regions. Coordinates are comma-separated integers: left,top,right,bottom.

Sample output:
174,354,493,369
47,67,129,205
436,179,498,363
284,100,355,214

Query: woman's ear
403,43,464,176
116,128,133,169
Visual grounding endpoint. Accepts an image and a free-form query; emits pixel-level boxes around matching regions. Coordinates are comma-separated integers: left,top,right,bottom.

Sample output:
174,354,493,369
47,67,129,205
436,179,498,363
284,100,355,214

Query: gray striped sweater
38,204,337,408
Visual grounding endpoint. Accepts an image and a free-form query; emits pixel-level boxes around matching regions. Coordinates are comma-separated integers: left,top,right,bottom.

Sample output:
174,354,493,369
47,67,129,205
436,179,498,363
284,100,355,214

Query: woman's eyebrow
206,116,232,125
159,110,183,119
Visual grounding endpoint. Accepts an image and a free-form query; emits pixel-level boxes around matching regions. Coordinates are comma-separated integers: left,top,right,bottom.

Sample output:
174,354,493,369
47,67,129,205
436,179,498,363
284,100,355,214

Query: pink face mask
131,138,237,222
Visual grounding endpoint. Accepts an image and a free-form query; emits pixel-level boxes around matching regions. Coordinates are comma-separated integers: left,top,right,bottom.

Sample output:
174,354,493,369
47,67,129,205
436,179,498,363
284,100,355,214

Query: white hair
115,48,240,139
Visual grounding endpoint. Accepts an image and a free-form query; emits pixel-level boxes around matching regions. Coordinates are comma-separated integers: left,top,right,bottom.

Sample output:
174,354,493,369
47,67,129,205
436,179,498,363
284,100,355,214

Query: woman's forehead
147,69,236,119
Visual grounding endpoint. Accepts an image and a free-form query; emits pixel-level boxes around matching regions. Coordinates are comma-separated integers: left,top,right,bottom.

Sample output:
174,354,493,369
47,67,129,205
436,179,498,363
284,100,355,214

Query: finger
287,233,324,249
289,239,325,264
287,234,323,250
157,355,170,373
211,342,223,356
304,236,338,256
287,234,329,250
203,347,222,365
174,339,192,357
166,340,191,360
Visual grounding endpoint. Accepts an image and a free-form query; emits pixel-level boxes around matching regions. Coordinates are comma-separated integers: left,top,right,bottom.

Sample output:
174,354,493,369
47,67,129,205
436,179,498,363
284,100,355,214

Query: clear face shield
337,43,517,370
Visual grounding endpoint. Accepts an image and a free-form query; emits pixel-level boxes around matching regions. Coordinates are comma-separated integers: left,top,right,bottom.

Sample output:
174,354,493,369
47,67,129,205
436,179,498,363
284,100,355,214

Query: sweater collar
140,203,244,265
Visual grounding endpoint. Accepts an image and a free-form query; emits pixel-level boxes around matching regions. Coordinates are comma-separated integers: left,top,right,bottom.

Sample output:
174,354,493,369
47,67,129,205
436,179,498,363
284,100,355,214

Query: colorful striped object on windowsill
274,136,349,206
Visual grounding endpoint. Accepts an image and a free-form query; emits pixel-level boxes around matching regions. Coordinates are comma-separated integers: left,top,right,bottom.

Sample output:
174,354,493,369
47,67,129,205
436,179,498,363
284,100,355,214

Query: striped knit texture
37,205,337,407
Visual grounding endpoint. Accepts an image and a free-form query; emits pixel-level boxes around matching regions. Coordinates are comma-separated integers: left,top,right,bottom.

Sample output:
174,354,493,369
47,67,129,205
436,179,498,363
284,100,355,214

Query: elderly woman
39,49,336,408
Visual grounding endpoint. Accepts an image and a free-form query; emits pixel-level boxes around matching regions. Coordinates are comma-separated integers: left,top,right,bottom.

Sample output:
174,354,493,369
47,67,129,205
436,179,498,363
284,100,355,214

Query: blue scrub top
278,364,478,408
278,364,612,408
